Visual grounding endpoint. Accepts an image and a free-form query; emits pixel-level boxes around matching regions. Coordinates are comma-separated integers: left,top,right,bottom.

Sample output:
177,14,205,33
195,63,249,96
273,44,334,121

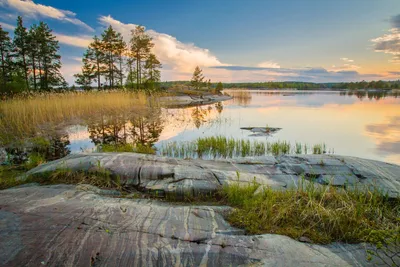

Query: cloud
257,61,280,68
98,15,224,73
390,14,400,29
1,0,94,32
340,57,354,63
212,66,382,82
366,116,400,155
330,64,360,72
0,21,15,30
60,62,82,85
69,56,82,62
55,33,92,48
388,71,400,75
371,14,400,64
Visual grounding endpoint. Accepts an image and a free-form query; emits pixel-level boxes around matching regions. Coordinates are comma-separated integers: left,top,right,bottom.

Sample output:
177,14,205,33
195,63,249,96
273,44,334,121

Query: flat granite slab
24,153,400,198
0,184,390,266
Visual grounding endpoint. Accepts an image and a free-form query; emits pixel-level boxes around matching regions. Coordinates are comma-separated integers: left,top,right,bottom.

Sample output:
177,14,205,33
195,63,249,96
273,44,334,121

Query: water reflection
365,116,400,154
340,90,399,100
55,91,400,165
86,108,164,148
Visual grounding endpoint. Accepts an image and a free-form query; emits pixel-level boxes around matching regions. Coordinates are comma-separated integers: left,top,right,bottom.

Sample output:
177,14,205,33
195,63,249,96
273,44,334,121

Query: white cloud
0,21,15,30
55,33,92,48
61,62,82,85
69,56,82,62
371,28,400,64
257,61,280,68
2,0,94,32
98,15,224,73
340,57,354,63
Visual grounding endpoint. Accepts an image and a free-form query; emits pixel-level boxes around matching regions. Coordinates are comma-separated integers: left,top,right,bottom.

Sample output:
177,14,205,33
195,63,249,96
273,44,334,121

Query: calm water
66,90,400,165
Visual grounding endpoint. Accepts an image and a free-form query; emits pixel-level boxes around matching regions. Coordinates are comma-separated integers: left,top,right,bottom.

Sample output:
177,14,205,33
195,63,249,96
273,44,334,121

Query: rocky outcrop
24,153,400,199
160,95,232,108
0,184,390,266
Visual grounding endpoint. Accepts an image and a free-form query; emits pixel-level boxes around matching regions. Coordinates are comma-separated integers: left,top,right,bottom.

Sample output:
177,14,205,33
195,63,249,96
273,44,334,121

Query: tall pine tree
13,16,30,90
129,25,153,90
75,36,105,90
191,66,205,90
101,26,124,88
36,22,64,91
143,53,161,91
0,25,12,92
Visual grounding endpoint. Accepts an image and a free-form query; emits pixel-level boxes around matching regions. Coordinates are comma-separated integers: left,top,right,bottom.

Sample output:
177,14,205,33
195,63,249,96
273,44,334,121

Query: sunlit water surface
66,90,400,165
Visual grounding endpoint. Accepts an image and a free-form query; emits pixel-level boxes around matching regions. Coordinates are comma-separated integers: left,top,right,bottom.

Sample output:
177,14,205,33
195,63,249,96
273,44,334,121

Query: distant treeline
161,80,400,90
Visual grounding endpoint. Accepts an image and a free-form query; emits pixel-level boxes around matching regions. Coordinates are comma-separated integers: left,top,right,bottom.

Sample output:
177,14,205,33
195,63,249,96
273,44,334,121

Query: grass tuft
99,143,156,154
160,136,332,158
220,179,400,245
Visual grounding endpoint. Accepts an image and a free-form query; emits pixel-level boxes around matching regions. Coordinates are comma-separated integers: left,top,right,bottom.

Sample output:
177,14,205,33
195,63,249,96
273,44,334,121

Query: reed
0,91,151,145
159,136,332,159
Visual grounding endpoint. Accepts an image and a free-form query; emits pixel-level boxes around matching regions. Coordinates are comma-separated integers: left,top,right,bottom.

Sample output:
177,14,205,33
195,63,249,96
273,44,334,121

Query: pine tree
28,24,39,91
143,53,161,91
76,36,105,90
74,54,95,90
115,36,126,88
125,51,136,90
101,26,124,88
37,22,64,90
0,25,12,91
207,79,212,90
191,66,205,90
130,25,154,90
215,82,223,94
13,16,30,90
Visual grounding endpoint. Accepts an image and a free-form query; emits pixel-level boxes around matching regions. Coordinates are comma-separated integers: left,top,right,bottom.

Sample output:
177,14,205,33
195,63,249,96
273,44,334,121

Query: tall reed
0,91,150,145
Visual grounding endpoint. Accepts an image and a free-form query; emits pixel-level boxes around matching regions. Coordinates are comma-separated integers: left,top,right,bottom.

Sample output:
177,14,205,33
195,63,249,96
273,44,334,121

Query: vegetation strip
160,136,331,158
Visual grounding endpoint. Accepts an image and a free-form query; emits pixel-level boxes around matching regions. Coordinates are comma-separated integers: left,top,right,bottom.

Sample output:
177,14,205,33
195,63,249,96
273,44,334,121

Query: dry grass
221,180,400,245
0,91,151,145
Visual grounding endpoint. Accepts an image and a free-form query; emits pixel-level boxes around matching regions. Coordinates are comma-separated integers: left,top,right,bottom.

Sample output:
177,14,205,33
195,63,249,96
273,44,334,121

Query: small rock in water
240,126,282,136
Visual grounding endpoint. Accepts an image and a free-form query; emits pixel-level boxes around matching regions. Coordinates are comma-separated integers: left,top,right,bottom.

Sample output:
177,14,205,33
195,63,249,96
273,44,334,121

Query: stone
23,153,400,199
0,184,396,266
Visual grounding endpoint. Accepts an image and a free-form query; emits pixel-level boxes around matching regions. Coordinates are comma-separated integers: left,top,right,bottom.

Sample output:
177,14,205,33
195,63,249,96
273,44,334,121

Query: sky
0,0,399,84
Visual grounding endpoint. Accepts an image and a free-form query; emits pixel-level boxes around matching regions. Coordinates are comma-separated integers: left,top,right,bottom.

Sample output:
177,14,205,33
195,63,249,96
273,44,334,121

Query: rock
160,95,232,108
23,153,400,199
298,236,313,243
240,126,282,136
0,147,7,164
0,184,394,266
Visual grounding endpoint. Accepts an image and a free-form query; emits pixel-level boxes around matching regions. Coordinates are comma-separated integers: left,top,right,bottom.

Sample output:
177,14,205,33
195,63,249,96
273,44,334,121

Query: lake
66,90,400,165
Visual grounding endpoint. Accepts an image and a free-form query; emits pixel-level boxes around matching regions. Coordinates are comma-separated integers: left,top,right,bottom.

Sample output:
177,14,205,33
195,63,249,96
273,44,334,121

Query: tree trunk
22,53,29,90
96,55,100,90
38,57,42,90
32,54,37,91
0,48,6,87
136,50,140,90
119,55,123,87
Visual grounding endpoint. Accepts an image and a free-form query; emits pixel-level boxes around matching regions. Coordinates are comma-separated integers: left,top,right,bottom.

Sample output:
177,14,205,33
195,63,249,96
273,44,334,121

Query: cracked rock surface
2,153,399,266
0,184,389,266
24,153,400,199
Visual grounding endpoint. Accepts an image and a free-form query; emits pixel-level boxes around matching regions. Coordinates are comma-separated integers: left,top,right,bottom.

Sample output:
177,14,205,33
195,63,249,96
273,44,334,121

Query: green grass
160,136,332,158
220,179,400,245
0,166,121,190
98,143,156,154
